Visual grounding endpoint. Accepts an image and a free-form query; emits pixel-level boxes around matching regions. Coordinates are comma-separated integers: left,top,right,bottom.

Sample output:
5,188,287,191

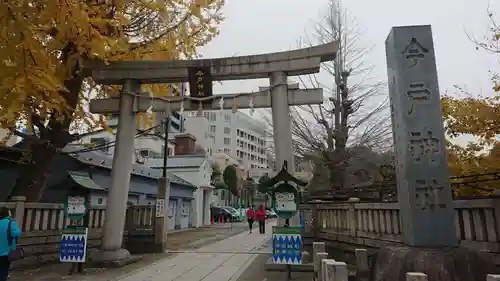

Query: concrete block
406,272,428,281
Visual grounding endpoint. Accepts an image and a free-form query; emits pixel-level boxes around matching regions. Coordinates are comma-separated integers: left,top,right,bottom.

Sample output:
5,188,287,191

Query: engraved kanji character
402,38,429,68
407,82,431,115
415,179,447,210
408,130,441,164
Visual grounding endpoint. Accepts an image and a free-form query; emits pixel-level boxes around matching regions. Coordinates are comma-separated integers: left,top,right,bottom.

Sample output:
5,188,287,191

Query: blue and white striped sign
60,227,88,263
272,226,302,265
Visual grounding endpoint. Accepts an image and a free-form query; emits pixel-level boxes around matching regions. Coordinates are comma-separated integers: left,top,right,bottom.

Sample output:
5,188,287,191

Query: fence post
313,242,326,262
355,248,369,281
324,261,348,281
406,272,427,281
154,177,171,252
490,192,500,243
487,274,500,281
314,252,327,281
321,259,336,281
10,196,26,228
347,197,359,236
311,200,322,238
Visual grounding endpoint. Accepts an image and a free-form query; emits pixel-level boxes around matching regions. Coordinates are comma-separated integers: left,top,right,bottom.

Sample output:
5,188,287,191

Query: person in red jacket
255,205,267,234
246,206,255,233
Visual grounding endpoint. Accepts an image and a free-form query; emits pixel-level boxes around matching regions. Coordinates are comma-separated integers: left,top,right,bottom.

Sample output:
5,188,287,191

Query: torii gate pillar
269,72,299,226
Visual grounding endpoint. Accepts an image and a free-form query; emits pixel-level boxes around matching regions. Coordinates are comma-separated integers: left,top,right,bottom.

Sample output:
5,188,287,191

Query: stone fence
3,197,155,267
313,241,500,281
300,198,500,260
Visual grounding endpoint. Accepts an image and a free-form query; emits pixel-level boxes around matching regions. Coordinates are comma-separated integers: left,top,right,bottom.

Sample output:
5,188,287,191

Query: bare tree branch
288,0,392,193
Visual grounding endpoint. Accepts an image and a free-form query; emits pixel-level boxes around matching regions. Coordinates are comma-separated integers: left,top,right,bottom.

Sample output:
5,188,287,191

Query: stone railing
2,197,155,267
312,241,500,281
300,198,500,253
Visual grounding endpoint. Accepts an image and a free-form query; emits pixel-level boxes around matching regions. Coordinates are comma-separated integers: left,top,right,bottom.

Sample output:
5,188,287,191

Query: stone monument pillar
154,177,171,252
93,80,140,264
371,25,494,281
387,25,455,248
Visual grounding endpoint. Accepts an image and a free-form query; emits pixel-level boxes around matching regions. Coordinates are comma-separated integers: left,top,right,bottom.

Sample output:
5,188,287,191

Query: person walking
0,207,21,281
246,206,255,234
255,205,266,234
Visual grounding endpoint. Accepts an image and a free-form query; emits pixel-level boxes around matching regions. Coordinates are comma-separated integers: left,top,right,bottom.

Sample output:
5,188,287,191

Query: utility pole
162,117,170,178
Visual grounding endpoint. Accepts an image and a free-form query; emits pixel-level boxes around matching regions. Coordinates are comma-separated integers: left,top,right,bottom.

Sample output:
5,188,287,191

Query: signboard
272,226,302,265
155,198,166,218
64,196,88,221
188,67,213,102
60,227,88,263
271,183,299,219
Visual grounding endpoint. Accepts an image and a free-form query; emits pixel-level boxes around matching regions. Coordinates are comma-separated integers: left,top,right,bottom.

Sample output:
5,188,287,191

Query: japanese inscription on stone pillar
385,25,457,247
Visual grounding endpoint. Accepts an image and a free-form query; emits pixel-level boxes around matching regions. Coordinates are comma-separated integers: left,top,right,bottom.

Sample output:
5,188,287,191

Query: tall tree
0,0,224,201
291,0,391,193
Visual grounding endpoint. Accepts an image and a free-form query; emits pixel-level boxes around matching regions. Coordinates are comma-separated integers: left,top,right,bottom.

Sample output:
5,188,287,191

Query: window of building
224,115,231,123
209,125,216,133
209,113,217,121
204,112,209,119
223,148,231,154
224,137,231,145
224,127,231,134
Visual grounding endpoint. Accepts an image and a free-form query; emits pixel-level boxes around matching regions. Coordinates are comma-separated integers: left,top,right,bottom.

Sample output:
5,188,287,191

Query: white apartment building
186,110,272,172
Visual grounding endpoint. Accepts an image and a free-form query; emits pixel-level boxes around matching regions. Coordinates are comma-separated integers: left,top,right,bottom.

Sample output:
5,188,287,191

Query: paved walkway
110,221,275,281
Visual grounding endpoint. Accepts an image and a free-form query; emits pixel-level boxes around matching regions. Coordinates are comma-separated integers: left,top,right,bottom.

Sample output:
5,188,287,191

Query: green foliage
223,165,239,196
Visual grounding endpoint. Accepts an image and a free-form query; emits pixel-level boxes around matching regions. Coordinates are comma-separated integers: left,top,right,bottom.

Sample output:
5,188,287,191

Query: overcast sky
198,0,499,146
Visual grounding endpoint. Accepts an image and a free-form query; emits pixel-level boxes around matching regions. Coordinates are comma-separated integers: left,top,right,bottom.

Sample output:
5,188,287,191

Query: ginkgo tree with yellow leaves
441,10,500,197
0,0,224,201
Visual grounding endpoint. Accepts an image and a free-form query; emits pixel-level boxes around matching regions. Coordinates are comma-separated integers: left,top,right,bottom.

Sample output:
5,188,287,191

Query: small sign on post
61,195,89,269
188,66,213,103
156,198,166,218
272,183,299,220
64,196,88,221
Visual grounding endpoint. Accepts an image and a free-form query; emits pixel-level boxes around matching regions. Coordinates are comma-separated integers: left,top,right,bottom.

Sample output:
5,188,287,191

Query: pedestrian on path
0,207,21,281
255,205,266,234
246,206,255,233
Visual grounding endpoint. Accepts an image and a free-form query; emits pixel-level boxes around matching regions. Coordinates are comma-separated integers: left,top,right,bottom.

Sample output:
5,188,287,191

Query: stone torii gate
86,42,338,263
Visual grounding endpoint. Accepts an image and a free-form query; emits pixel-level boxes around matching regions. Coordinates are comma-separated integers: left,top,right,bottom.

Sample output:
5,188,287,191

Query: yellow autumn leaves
442,95,499,145
0,0,224,133
442,92,500,197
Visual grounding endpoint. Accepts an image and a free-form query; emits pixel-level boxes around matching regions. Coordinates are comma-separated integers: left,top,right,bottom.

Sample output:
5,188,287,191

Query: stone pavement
10,222,251,281
101,220,276,281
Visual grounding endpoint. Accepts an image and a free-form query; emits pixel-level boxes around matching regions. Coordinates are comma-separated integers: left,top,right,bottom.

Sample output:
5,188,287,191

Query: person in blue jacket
0,207,21,281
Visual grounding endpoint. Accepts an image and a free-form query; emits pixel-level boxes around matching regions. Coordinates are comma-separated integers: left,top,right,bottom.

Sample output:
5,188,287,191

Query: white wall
90,193,146,207
184,116,213,154
167,161,212,227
